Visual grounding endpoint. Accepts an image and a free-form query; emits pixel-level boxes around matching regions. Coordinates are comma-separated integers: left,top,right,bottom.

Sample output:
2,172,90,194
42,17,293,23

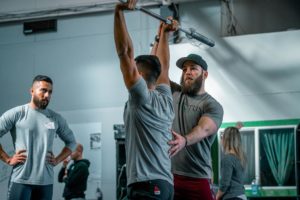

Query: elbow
204,127,215,137
197,125,214,138
116,46,132,59
198,118,218,137
117,49,127,58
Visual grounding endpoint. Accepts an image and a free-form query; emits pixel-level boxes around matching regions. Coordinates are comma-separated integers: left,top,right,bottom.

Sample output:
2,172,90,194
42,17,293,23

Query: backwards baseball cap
176,54,208,71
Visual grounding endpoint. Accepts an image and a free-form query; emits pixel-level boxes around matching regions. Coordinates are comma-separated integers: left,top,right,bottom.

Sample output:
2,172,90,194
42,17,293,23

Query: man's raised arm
114,0,140,89
155,18,178,85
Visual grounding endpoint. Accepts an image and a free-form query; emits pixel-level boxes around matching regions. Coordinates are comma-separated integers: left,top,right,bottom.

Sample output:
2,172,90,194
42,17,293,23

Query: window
259,128,295,186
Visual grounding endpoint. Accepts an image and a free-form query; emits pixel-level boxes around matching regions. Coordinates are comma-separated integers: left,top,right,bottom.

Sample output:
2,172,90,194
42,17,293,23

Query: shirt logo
44,122,55,129
154,185,161,195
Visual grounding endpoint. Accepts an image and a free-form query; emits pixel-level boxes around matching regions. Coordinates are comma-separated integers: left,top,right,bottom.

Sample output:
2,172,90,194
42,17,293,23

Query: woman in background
216,127,247,200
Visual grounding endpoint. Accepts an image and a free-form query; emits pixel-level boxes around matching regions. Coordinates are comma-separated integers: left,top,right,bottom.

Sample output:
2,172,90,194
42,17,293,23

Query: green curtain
241,131,255,184
261,129,294,186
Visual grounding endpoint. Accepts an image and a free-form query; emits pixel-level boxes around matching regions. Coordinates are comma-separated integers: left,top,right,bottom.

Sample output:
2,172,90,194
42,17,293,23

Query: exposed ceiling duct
0,0,198,24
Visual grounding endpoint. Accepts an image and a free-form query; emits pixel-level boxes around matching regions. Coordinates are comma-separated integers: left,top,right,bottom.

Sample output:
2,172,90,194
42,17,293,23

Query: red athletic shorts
174,174,215,200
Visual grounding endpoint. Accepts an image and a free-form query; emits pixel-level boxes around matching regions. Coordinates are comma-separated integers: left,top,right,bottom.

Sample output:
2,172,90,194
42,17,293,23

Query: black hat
176,54,208,71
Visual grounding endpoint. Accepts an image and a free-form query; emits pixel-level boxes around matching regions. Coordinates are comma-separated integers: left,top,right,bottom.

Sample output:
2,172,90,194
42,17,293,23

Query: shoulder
202,93,224,119
46,109,65,121
155,84,172,96
128,78,150,105
2,104,27,118
10,104,27,112
46,108,59,116
128,77,146,92
204,93,223,107
77,160,90,168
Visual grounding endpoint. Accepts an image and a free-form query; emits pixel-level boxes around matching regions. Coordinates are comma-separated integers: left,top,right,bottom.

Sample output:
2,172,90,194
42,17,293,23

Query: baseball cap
176,54,208,71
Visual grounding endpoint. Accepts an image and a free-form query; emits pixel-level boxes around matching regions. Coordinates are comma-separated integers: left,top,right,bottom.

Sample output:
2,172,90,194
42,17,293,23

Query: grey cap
176,54,208,71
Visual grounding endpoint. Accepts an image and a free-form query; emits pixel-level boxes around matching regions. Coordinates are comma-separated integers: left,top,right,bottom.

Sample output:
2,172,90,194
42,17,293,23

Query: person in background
216,127,247,200
114,0,177,199
58,143,90,200
0,75,76,200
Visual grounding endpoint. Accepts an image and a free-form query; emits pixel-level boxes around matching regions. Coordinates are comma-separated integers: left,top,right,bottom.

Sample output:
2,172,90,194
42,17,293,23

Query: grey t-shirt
0,104,76,185
171,88,223,179
124,78,175,185
219,154,245,200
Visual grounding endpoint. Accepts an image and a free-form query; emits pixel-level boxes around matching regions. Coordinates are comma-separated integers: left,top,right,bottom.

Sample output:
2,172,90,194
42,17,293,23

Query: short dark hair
32,75,53,85
135,55,161,85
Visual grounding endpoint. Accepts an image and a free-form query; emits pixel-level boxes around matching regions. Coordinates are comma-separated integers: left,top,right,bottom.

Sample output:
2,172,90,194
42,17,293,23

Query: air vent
23,19,57,35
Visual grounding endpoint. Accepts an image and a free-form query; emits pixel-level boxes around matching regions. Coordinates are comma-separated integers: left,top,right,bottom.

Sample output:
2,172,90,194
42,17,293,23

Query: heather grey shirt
219,154,246,200
124,78,175,185
171,85,223,179
0,104,76,185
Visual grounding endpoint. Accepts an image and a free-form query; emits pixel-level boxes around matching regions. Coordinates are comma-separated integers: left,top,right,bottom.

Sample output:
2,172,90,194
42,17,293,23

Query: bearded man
167,54,224,200
0,75,76,200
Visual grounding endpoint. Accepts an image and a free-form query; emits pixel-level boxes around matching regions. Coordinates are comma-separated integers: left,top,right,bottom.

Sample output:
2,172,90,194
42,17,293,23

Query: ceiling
0,0,198,23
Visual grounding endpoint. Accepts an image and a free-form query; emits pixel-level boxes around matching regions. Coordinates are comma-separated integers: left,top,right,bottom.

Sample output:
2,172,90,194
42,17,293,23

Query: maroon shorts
174,174,215,200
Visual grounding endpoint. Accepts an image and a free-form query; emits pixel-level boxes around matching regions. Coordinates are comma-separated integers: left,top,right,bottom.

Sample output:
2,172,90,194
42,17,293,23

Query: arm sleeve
56,115,77,152
58,167,66,182
219,155,233,192
0,107,20,138
156,84,172,100
203,100,224,129
128,78,149,106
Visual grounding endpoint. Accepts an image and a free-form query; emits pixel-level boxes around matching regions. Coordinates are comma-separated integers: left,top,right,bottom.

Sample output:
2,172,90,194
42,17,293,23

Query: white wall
0,1,300,200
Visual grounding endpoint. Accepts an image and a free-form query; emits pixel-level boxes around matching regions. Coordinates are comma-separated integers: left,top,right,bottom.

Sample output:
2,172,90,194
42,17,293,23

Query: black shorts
127,179,173,200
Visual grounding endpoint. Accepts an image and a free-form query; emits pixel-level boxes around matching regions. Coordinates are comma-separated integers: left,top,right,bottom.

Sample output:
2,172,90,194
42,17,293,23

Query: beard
180,73,203,96
33,95,49,109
